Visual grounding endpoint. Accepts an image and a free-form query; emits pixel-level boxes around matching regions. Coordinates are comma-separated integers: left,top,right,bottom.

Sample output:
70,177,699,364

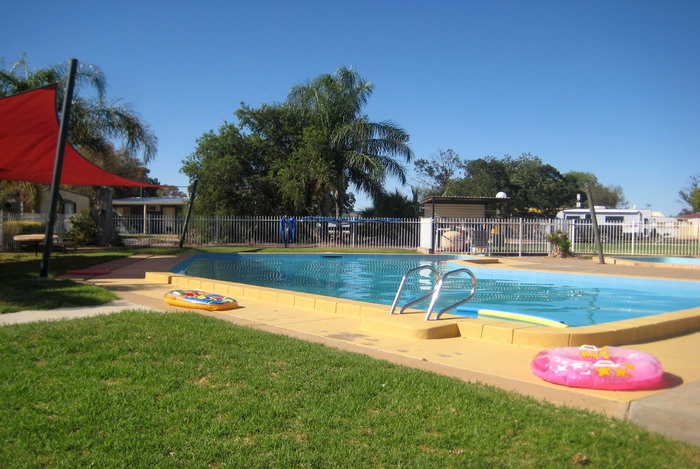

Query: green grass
1,312,698,468
0,251,129,314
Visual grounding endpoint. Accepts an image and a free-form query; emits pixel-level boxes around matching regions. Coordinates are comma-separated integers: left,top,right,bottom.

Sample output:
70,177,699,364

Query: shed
113,196,189,235
112,196,189,218
421,196,509,219
40,189,90,215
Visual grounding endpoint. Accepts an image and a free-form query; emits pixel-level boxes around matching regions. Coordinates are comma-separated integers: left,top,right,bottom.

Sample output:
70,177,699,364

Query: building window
605,216,624,223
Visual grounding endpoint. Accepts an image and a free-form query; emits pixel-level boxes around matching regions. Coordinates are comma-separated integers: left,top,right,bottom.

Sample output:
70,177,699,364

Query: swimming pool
171,254,700,327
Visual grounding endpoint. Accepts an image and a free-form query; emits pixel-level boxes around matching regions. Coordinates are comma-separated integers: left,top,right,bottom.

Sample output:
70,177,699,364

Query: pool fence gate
2,212,699,257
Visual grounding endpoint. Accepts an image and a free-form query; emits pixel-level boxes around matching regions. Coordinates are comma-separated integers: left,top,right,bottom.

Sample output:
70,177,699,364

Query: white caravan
555,207,679,239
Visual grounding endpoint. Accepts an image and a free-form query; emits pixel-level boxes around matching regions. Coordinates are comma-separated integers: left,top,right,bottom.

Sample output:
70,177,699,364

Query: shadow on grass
0,254,129,314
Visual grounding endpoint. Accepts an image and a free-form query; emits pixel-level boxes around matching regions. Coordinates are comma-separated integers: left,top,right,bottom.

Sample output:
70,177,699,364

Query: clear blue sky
3,0,699,215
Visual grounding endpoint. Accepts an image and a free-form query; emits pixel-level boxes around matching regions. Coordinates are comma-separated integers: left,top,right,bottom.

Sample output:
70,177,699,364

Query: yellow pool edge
145,271,700,348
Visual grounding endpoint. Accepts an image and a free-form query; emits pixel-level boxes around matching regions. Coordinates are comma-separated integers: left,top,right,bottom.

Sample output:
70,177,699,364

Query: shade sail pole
40,58,78,278
179,179,198,248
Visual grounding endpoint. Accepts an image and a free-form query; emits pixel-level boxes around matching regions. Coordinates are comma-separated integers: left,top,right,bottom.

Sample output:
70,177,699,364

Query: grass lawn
0,251,130,314
1,311,698,468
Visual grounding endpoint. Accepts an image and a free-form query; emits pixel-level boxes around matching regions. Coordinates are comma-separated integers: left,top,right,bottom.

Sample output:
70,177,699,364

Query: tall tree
678,173,700,215
444,156,511,199
507,154,577,217
360,189,420,218
413,149,466,197
441,154,577,217
0,180,40,212
286,66,413,217
565,171,627,209
181,122,282,216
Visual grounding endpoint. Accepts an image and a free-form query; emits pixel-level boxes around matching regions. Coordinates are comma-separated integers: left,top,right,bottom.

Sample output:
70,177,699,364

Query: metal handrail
388,265,440,314
424,268,477,321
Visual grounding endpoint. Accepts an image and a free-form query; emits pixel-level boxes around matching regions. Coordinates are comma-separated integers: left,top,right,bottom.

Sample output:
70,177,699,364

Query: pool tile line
452,257,700,281
146,272,700,348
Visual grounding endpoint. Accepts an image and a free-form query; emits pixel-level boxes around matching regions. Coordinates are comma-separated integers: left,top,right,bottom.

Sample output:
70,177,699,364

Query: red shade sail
0,85,160,187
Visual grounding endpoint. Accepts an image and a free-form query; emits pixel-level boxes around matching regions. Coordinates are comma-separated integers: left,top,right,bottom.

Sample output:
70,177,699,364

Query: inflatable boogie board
163,289,238,311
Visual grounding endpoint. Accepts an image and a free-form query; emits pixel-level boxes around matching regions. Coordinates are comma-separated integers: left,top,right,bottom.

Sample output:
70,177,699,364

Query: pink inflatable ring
531,345,664,391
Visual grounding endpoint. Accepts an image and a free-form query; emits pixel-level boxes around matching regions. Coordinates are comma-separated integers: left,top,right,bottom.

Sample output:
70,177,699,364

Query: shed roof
421,196,509,205
112,196,188,206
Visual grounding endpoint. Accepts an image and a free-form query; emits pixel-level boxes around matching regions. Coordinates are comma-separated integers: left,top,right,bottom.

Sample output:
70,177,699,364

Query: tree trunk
91,186,116,246
322,192,331,217
548,243,570,258
548,244,562,258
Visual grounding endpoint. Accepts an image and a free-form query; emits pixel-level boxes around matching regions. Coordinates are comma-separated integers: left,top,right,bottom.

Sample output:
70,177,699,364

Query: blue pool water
618,256,700,265
171,254,700,327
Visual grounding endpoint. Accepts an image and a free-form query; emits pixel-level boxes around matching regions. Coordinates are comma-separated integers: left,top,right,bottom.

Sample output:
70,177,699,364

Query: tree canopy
415,152,581,217
183,67,413,217
678,173,700,215
413,149,465,197
286,66,413,217
564,171,627,209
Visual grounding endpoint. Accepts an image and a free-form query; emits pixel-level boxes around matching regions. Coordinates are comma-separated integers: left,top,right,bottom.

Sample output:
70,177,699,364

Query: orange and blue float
163,289,238,311
531,345,664,391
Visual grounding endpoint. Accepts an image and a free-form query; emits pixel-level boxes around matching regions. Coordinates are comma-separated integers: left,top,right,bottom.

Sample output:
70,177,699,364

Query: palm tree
286,66,413,217
360,188,420,218
0,54,157,163
0,180,40,212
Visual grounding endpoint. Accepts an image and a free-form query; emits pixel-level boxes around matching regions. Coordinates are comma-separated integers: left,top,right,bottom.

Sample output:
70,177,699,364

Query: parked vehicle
555,207,679,240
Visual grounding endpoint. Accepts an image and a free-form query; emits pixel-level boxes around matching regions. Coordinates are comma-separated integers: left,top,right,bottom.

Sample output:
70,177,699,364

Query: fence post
144,214,149,246
517,218,523,256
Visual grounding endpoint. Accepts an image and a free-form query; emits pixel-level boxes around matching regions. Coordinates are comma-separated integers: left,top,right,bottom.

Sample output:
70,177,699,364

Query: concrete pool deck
4,253,699,446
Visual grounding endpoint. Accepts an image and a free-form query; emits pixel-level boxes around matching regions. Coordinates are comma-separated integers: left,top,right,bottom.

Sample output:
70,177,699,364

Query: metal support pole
586,183,605,264
40,58,78,278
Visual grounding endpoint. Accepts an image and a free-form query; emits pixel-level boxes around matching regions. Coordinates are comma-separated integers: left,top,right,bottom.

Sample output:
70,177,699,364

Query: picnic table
13,234,59,255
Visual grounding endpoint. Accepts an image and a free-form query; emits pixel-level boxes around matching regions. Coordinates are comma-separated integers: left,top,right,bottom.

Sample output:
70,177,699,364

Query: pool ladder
389,266,477,321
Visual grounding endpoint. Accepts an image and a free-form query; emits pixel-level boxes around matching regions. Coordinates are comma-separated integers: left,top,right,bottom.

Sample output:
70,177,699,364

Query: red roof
0,85,160,187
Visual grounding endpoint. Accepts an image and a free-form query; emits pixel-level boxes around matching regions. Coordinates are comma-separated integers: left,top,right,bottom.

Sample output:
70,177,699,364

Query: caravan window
605,216,624,223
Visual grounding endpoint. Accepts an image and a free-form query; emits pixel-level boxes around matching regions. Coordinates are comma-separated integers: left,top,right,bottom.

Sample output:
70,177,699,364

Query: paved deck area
2,253,698,447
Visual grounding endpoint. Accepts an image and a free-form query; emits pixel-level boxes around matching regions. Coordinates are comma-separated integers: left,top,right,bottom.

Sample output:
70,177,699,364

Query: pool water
172,254,700,327
617,256,700,265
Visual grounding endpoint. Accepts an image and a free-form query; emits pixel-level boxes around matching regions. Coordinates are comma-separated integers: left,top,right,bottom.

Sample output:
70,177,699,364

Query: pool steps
144,271,700,348
388,265,478,320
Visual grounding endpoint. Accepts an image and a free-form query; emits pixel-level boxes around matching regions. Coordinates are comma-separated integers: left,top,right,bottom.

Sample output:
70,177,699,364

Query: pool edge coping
145,270,700,348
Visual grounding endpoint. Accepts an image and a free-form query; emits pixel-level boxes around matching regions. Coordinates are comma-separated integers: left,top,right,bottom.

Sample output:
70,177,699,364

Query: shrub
3,220,45,237
64,211,99,246
546,230,572,257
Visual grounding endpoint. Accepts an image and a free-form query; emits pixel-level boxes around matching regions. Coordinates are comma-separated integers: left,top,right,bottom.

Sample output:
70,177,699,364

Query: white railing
2,212,699,256
0,211,71,251
430,218,700,256
115,215,422,250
